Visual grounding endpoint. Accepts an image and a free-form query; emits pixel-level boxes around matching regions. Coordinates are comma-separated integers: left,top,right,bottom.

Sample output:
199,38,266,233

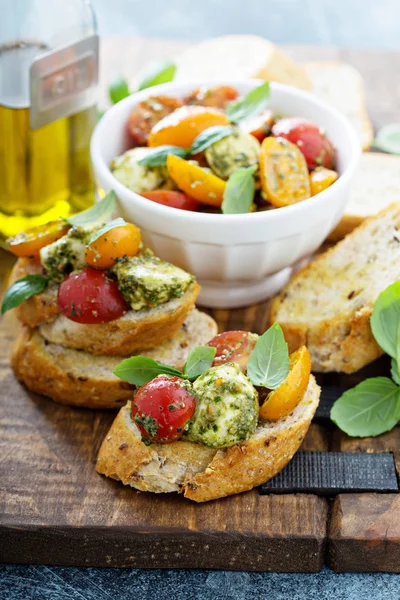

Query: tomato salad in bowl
91,79,360,308
109,82,338,215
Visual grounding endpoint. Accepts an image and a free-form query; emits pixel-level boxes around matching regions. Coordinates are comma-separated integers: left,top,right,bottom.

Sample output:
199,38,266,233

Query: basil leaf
247,323,289,389
391,358,400,386
183,346,216,381
370,280,400,365
373,123,400,155
226,82,270,124
221,165,257,214
138,145,189,167
137,60,176,91
1,275,48,314
113,356,183,387
331,377,400,437
67,191,117,226
88,217,126,245
190,126,233,155
109,75,130,104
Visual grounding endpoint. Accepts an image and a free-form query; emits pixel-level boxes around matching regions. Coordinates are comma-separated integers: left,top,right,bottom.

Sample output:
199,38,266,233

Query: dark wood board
1,39,400,573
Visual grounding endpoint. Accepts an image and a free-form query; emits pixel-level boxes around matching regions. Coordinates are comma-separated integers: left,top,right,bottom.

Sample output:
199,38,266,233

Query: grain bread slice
96,375,320,502
303,61,373,150
11,309,218,409
174,35,312,90
271,203,400,373
329,153,400,241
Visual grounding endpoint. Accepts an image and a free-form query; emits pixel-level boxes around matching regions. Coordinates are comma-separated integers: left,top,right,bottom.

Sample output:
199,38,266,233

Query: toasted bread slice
271,204,400,373
96,375,320,502
303,61,373,150
11,309,218,409
38,281,199,356
329,153,400,241
174,35,312,90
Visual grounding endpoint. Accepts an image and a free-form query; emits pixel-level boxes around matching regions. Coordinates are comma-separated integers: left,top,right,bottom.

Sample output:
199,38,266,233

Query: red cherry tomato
57,267,129,324
184,85,239,109
132,375,197,443
207,330,257,373
140,190,200,212
126,96,183,146
240,110,274,142
272,117,336,170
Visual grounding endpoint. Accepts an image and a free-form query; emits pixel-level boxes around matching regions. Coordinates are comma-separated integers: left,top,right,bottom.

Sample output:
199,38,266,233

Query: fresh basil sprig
1,274,48,315
109,75,130,105
331,280,400,437
190,126,233,155
87,217,126,245
114,346,216,387
373,123,400,155
137,60,177,91
138,145,189,167
226,82,270,124
247,323,289,389
67,191,116,226
331,378,400,437
221,165,257,214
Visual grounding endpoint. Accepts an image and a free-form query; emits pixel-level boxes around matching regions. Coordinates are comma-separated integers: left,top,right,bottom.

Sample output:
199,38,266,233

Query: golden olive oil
0,42,96,241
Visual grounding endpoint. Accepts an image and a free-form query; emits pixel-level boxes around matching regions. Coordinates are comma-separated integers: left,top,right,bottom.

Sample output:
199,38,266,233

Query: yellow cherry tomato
310,167,338,196
85,223,142,268
259,346,311,421
7,219,70,258
166,154,226,207
148,105,230,148
259,136,311,208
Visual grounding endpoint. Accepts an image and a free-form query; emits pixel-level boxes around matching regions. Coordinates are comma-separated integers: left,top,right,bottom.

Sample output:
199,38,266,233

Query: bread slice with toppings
271,203,400,373
96,375,320,502
11,309,218,409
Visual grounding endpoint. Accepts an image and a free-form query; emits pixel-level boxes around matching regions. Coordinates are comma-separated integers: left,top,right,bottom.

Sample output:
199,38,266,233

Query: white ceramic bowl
91,80,360,308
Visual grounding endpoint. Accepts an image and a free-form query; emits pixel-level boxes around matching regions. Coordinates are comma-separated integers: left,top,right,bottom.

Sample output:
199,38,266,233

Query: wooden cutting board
1,39,400,573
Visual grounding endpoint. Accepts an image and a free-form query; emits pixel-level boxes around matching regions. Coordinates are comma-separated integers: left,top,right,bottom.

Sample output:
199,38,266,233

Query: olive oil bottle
0,1,98,242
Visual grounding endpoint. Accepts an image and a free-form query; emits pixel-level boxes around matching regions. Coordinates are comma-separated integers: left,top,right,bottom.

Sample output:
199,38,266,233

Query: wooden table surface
1,38,400,582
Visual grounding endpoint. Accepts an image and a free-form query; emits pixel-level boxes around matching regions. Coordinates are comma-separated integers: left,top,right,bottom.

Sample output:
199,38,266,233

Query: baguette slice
329,153,400,241
96,375,320,502
174,35,312,90
271,203,400,373
11,309,218,409
303,61,373,150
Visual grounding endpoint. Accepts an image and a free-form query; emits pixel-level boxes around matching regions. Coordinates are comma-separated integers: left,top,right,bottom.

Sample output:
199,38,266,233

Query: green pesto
185,363,259,448
112,251,194,311
205,128,260,179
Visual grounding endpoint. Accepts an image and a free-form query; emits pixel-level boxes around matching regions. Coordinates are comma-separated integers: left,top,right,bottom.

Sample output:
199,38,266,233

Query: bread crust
270,206,400,373
11,310,218,409
96,376,320,502
9,258,59,327
39,281,200,355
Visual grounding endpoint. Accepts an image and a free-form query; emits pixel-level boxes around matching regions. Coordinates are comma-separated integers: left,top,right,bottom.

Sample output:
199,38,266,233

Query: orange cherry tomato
140,190,200,211
259,346,311,421
166,154,226,207
240,110,274,142
84,223,142,269
7,219,70,258
184,85,239,109
126,96,183,146
310,167,338,196
148,105,230,148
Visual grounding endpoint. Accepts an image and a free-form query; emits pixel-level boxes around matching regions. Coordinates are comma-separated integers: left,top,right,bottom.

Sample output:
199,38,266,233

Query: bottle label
30,35,99,129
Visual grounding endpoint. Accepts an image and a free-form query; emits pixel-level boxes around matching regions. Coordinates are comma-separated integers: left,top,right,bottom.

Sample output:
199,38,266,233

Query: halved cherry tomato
207,330,257,373
7,220,70,258
148,105,230,148
132,375,197,443
184,85,239,109
84,223,141,269
310,167,338,196
272,118,336,170
259,346,311,421
57,268,129,324
126,96,183,146
259,137,311,208
166,154,226,207
240,110,274,142
140,190,200,212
